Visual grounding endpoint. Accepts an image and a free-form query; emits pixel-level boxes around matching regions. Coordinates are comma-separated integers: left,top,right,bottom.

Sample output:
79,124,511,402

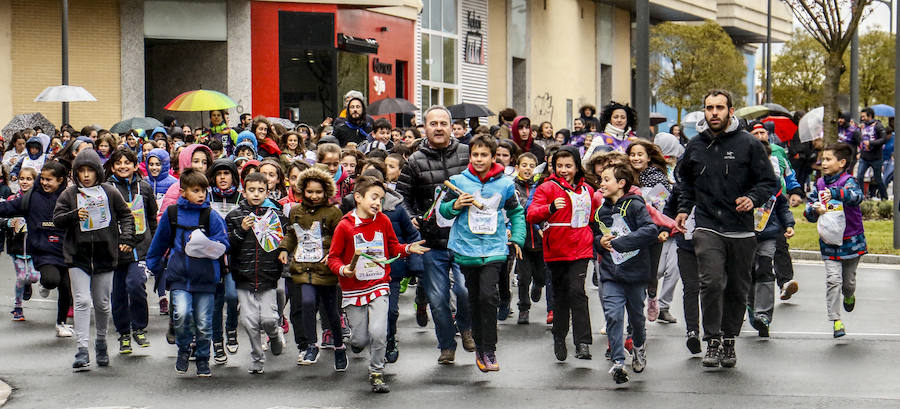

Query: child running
804,143,867,338
3,167,39,321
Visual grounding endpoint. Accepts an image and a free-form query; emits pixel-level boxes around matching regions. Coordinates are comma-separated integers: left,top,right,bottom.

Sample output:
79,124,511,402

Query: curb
0,379,10,407
790,249,900,265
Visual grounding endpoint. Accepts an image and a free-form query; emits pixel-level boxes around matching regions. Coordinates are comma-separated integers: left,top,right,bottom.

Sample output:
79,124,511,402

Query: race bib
293,221,324,262
155,193,165,210
210,201,238,218
640,184,670,212
468,193,501,235
354,232,386,281
602,214,639,265
683,207,697,240
77,186,111,232
126,196,147,235
252,209,283,252
568,189,591,228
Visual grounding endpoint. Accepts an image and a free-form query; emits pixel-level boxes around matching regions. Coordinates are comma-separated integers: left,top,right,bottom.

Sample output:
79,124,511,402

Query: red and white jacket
527,174,600,262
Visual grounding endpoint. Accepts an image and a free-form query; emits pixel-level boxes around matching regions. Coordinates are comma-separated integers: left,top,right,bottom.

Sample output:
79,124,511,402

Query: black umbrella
447,103,495,119
649,112,668,126
2,112,56,139
110,117,163,134
763,103,792,117
367,98,419,116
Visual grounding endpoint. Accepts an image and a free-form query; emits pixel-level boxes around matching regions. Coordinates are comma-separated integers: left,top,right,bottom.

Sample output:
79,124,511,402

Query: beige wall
611,7,631,104
487,0,507,123
0,0,12,125
11,0,121,129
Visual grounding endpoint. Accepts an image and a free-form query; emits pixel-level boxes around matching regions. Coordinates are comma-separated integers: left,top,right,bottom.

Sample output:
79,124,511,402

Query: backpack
166,204,212,247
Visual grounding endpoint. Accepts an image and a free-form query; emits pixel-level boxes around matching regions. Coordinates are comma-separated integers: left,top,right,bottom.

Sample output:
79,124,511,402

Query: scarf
604,123,628,141
211,185,238,198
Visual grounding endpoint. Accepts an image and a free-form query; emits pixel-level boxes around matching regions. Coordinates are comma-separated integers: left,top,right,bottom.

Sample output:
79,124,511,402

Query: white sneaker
39,285,50,298
56,323,74,337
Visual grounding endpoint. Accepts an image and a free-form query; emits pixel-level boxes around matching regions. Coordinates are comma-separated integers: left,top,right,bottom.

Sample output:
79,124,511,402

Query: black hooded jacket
332,97,373,147
108,174,158,265
225,199,287,292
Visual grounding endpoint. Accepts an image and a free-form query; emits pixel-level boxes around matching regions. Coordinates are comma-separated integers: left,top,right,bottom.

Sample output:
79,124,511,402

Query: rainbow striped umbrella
164,90,237,111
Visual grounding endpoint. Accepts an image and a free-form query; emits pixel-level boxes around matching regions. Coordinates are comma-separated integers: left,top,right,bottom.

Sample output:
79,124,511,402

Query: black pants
300,284,343,349
516,250,546,311
676,247,700,334
499,252,513,310
646,242,664,299
38,264,72,325
693,230,756,340
774,234,794,288
547,259,592,346
461,262,502,353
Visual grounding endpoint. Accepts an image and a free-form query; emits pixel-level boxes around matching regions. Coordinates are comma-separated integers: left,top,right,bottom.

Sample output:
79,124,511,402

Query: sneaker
553,338,567,361
23,283,32,301
133,329,150,347
270,331,285,356
475,351,489,373
843,295,855,312
438,349,455,365
248,361,264,374
415,303,429,327
720,338,736,368
226,329,239,354
385,338,399,364
95,339,109,367
370,372,390,393
647,297,659,322
299,345,320,365
340,313,351,339
399,277,410,294
483,351,499,371
281,316,290,334
833,320,846,338
460,330,476,352
657,309,677,324
175,351,190,374
702,339,722,367
686,331,702,354
196,360,211,377
119,333,133,355
631,344,646,373
334,347,348,371
39,284,50,298
530,285,542,303
10,307,24,321
73,347,90,371
166,322,176,344
56,323,74,338
752,315,770,337
159,297,169,315
517,310,529,325
351,344,365,354
624,336,634,353
497,304,510,321
320,329,335,349
609,362,629,384
213,342,228,364
780,280,799,300
575,343,592,360
546,310,554,325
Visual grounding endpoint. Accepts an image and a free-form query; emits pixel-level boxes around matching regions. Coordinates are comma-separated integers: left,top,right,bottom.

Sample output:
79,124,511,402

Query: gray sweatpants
657,240,680,310
69,268,114,349
824,258,860,321
346,295,388,374
237,288,280,366
752,239,777,320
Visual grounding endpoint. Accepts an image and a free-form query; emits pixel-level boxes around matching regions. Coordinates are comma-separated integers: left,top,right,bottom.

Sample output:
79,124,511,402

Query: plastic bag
816,192,845,246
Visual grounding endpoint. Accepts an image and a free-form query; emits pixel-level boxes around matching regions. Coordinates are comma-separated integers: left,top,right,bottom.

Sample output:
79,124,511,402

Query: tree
784,0,872,145
770,30,828,112
858,29,896,107
650,21,747,123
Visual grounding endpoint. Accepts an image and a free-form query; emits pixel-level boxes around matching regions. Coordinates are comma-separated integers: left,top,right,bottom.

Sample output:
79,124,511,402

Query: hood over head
151,126,168,140
72,149,104,188
653,132,685,158
209,158,240,187
25,136,45,160
145,148,172,181
178,143,213,172
236,131,258,153
297,165,336,203
510,115,533,152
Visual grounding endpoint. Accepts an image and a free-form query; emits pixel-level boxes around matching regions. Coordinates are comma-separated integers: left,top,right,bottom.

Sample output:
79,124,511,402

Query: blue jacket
146,197,230,293
0,186,67,268
145,149,177,198
593,193,659,284
440,164,526,266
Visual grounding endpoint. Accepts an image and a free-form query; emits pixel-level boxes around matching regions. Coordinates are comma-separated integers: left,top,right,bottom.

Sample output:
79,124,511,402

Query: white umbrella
34,85,97,102
682,111,704,125
798,107,824,142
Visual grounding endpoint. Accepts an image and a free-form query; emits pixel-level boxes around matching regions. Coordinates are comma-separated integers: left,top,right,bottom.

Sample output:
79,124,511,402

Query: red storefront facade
250,2,416,125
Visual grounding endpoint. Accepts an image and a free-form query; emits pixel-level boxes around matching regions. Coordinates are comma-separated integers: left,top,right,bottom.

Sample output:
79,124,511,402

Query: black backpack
166,204,212,247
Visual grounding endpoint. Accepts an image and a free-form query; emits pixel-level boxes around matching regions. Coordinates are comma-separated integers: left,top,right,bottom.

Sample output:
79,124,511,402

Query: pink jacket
156,144,213,221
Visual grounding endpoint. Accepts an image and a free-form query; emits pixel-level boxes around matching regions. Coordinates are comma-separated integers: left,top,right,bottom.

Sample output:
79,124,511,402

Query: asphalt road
1,259,899,409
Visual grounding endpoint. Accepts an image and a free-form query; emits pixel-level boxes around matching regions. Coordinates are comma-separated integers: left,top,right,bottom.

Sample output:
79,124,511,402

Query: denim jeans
858,158,887,199
213,273,238,342
601,280,646,364
111,261,149,334
172,290,214,361
421,249,471,350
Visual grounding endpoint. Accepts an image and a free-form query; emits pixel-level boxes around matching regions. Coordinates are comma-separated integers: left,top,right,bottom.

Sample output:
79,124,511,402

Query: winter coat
145,148,178,204
526,174,599,262
158,144,213,219
53,150,136,274
10,136,47,177
514,175,543,252
0,185,66,267
396,138,470,249
858,119,889,161
592,193,659,284
0,192,27,257
333,97,372,147
804,172,867,260
108,174,159,265
281,200,342,287
146,197,230,293
208,158,243,218
677,117,780,233
226,199,286,292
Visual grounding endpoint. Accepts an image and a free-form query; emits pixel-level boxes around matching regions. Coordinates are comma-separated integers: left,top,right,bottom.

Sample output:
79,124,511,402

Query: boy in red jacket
328,176,428,393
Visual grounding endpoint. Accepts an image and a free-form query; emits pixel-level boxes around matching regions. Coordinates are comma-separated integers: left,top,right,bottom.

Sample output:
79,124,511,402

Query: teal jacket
440,163,525,266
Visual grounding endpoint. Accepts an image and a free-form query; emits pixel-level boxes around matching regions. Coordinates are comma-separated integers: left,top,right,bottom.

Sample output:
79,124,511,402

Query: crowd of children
1,95,877,391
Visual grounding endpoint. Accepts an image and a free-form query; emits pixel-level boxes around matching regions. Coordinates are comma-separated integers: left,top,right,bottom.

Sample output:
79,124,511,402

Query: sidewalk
790,249,900,265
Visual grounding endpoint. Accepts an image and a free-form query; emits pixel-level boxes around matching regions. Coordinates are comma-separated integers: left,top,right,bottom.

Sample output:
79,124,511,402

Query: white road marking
741,330,900,337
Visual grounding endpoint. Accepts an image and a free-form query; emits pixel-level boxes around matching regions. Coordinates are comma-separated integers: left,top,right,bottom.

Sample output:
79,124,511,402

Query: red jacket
527,174,599,262
328,210,409,306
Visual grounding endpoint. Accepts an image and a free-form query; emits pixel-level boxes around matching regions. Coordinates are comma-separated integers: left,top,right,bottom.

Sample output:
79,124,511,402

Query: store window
421,0,458,107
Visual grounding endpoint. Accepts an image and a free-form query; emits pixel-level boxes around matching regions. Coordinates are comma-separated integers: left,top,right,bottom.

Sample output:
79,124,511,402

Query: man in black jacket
857,107,890,199
675,90,779,369
332,96,372,147
396,105,473,365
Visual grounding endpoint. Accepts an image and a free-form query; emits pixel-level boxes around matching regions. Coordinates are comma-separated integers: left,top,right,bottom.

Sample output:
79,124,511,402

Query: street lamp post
766,0,772,103
635,0,650,138
61,0,69,125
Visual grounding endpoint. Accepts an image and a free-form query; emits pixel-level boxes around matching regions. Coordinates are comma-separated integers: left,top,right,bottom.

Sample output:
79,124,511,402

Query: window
421,0,458,107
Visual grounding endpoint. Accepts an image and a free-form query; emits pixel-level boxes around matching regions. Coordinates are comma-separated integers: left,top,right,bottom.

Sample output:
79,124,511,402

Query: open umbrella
798,107,824,142
267,117,296,131
2,112,57,139
649,112,667,126
763,103,792,117
682,111,705,125
164,90,237,111
367,98,418,116
110,117,163,134
34,85,97,102
447,102,495,119
871,104,895,117
735,105,768,119
761,116,798,143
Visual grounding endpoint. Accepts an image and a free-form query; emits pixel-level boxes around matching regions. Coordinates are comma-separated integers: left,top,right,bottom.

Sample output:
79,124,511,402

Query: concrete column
120,0,144,119
227,0,252,121
0,0,13,124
